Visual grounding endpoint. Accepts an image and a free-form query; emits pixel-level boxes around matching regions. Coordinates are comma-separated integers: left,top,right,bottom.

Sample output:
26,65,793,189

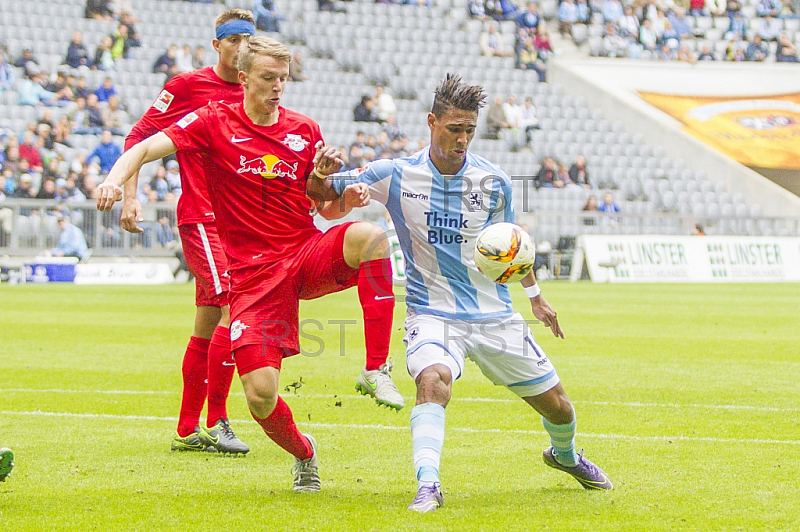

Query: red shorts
229,222,358,375
179,222,229,308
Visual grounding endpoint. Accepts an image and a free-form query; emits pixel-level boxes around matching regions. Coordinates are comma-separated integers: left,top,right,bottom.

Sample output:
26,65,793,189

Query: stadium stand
1,0,798,260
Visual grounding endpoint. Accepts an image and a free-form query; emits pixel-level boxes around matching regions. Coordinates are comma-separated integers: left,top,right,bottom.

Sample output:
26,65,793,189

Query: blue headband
216,20,256,40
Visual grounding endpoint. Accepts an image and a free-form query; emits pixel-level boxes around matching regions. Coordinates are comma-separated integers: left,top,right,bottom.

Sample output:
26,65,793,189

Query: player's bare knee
244,386,278,419
415,365,452,407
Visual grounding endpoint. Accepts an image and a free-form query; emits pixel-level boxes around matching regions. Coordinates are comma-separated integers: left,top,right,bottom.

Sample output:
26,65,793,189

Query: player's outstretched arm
96,132,178,212
521,271,565,339
317,182,370,220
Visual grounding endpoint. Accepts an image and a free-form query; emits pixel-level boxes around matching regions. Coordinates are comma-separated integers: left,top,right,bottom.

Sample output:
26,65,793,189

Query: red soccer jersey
163,102,324,272
125,67,243,225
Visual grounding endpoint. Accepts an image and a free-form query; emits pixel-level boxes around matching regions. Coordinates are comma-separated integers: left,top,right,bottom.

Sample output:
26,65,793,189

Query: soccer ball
473,222,536,284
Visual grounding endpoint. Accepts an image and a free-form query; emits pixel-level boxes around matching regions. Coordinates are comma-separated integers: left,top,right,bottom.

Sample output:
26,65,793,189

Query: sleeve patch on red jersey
177,112,199,129
153,90,175,113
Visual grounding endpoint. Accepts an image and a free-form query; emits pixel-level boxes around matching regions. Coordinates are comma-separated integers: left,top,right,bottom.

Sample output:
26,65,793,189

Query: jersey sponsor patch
177,112,199,129
282,133,309,152
153,90,174,113
237,154,298,180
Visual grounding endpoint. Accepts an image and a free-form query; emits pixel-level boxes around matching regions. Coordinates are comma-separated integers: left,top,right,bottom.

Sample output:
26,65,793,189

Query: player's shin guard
206,326,234,427
542,412,578,467
358,258,394,371
410,403,446,488
251,396,313,460
178,336,210,437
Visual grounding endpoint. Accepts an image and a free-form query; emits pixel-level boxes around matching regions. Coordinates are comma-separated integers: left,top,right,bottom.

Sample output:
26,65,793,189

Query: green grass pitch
0,282,798,531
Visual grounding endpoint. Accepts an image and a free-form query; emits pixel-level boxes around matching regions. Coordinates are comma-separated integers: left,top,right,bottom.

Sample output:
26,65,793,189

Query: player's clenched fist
96,182,123,212
342,182,370,209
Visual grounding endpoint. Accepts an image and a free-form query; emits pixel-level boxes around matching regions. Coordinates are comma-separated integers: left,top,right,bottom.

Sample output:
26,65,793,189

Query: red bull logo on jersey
237,155,298,180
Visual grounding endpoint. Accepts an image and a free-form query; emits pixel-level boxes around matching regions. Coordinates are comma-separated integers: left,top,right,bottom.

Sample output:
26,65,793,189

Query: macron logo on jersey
402,191,429,201
177,112,198,129
153,90,174,113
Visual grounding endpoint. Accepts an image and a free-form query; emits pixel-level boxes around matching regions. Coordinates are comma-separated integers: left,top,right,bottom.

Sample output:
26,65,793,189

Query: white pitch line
2,410,799,446
3,389,799,414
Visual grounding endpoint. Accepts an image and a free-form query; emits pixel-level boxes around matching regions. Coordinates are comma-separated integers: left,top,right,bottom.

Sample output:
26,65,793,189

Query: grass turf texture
0,283,798,531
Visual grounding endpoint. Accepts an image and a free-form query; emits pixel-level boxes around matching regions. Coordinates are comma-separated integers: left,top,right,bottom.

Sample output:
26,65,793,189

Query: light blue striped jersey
332,147,516,321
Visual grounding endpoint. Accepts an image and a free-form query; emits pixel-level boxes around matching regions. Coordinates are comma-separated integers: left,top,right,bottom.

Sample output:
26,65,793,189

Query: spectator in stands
618,6,640,40
93,35,116,71
18,72,58,107
288,51,309,82
690,0,709,16
119,11,141,48
14,47,41,79
485,0,520,20
569,155,591,189
755,14,781,41
746,35,769,60
19,131,43,171
603,22,630,57
556,164,571,188
669,8,694,40
603,0,624,22
678,44,699,62
65,31,92,69
534,25,554,60
36,178,56,199
353,95,380,122
73,76,91,99
517,37,546,80
517,2,542,34
147,166,170,201
582,195,598,225
109,23,131,61
779,0,797,18
0,52,14,92
69,96,101,135
94,76,117,103
87,129,122,174
725,11,748,41
388,138,407,158
80,172,99,199
657,42,677,59
519,96,539,141
44,72,75,104
11,174,35,199
50,213,90,261
373,85,397,122
757,0,782,17
726,0,742,17
165,160,182,196
153,45,178,75
557,0,578,36
63,175,86,202
535,157,558,188
776,33,800,61
480,23,514,57
192,45,207,70
485,94,511,139
639,19,659,52
85,0,114,20
698,44,716,60
598,192,621,226
175,45,194,73
101,95,127,136
469,0,490,19
660,21,681,50
254,0,283,32
382,115,407,141
347,145,367,170
691,223,705,235
576,0,591,23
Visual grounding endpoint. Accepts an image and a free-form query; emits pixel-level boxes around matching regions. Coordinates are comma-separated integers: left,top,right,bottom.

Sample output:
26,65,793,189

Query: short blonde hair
215,8,254,28
237,36,292,73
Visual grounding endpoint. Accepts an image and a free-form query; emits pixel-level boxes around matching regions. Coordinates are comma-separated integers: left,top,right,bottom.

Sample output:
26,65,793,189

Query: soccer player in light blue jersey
315,74,612,512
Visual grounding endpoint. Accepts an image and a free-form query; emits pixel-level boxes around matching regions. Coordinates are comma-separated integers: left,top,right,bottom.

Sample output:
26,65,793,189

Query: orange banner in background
639,92,800,169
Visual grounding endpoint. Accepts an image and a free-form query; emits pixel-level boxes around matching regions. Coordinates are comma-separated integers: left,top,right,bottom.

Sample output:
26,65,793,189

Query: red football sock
206,326,234,428
177,336,210,437
358,258,395,371
251,397,312,460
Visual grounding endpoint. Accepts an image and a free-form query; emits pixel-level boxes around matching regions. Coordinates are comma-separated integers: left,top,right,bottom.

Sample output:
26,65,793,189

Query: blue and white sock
410,402,446,488
542,413,578,467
